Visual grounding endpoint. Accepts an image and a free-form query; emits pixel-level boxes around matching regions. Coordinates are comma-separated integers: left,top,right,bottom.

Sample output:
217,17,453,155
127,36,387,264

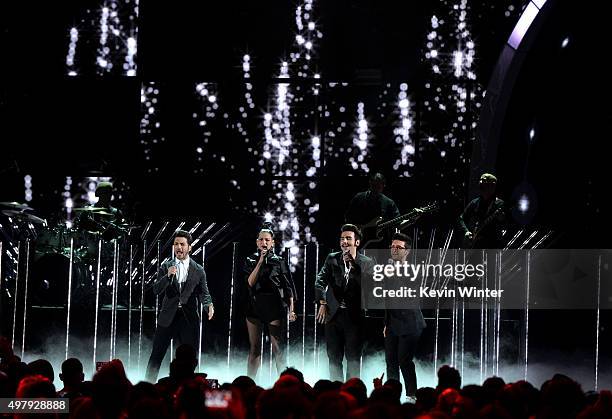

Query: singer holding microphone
145,230,214,382
315,224,375,381
244,227,297,379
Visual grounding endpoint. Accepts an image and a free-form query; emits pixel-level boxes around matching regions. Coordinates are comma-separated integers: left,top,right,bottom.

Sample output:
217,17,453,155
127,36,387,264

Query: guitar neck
378,212,414,230
474,206,504,235
377,205,434,232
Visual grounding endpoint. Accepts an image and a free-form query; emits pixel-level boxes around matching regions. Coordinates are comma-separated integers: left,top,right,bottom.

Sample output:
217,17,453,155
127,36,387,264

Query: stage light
561,37,569,48
24,175,33,202
453,51,464,77
519,195,530,213
508,1,541,49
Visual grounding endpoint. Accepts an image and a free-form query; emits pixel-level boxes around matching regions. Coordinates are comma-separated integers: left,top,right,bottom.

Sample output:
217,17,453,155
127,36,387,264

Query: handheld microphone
169,256,178,281
342,248,352,279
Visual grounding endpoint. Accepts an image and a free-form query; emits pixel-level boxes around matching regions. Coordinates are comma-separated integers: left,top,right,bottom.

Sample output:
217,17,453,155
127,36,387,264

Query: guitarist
345,173,400,247
459,173,506,249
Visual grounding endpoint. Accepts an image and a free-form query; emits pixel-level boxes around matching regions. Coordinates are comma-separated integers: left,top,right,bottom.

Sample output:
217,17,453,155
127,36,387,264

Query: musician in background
91,182,122,219
77,182,125,240
345,173,400,247
459,173,506,248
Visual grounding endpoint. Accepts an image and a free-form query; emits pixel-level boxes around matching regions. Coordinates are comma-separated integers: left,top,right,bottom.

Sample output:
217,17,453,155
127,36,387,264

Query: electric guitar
462,203,509,248
359,202,438,248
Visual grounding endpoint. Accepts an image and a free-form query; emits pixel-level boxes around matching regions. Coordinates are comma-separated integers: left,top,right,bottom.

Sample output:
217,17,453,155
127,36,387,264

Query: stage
1,0,611,406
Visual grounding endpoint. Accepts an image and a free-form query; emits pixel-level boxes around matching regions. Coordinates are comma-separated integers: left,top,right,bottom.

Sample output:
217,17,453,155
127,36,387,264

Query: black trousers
325,309,363,382
146,310,199,382
384,332,420,396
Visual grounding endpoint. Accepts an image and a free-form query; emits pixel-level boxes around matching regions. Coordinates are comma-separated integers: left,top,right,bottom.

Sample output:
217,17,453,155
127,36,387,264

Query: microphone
342,248,352,280
169,256,179,282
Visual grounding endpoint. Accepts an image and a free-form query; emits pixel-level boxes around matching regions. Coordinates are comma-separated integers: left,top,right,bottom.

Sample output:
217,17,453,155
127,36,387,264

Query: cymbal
73,206,106,212
2,209,46,224
0,201,33,211
73,207,114,216
91,211,115,217
117,223,140,229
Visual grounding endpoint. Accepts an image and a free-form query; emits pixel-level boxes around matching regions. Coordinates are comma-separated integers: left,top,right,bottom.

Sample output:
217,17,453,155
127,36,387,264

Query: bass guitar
359,202,438,248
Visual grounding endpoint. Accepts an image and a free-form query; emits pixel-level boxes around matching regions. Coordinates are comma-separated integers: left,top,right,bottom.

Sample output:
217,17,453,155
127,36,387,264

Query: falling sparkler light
65,1,139,76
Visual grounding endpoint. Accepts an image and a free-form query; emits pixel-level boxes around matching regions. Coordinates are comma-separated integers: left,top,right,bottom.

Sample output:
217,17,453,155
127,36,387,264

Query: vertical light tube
21,240,31,360
227,242,237,369
65,238,75,359
93,240,102,373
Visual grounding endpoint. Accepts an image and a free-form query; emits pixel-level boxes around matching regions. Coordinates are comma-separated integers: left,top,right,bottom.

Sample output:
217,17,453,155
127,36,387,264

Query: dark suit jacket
152,258,213,328
384,308,426,337
314,251,375,322
243,252,297,304
382,270,426,337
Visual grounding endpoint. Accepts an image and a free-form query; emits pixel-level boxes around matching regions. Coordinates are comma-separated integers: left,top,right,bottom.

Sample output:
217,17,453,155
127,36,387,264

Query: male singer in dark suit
315,224,375,381
383,232,425,400
145,230,214,382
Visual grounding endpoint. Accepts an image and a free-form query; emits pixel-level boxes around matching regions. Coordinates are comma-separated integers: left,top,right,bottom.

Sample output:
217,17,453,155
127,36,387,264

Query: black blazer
384,309,426,337
314,251,375,322
243,252,297,305
152,258,213,328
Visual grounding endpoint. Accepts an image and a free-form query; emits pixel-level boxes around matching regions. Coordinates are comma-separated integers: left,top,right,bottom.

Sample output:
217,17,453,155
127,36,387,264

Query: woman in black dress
244,228,297,378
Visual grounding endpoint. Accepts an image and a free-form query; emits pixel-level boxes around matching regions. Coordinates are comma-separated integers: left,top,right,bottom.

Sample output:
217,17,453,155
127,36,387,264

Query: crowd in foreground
1,336,610,419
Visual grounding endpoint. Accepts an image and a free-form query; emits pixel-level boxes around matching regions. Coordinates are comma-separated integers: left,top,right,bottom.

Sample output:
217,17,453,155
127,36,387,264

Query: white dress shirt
176,256,190,286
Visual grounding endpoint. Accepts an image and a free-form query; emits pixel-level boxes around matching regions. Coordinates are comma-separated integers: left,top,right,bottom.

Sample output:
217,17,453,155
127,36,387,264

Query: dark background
1,0,611,387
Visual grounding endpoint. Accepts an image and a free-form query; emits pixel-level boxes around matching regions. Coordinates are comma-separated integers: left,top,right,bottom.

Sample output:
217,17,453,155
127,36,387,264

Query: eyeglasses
390,245,407,250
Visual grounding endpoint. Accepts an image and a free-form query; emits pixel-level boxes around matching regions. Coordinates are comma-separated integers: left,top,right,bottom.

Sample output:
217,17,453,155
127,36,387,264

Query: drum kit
0,201,46,225
1,201,138,305
1,201,135,260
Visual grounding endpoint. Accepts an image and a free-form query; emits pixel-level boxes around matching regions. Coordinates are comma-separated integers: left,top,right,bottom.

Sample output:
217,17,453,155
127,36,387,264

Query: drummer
77,182,125,240
92,182,123,220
